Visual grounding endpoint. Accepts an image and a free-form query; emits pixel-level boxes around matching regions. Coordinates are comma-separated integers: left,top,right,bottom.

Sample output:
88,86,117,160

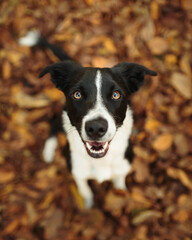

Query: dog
19,31,157,208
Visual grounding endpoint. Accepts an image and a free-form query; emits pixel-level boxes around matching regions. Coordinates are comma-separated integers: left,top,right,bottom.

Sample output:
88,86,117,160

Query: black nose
85,118,108,139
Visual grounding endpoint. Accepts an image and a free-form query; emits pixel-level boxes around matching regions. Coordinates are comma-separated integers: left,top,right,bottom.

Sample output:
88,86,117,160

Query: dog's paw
113,175,127,190
43,136,58,163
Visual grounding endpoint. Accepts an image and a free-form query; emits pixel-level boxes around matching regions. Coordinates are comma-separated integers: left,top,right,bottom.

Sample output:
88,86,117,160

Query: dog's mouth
84,141,110,158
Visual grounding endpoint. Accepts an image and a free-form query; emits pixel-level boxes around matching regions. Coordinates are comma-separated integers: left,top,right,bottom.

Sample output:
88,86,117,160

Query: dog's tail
18,30,72,61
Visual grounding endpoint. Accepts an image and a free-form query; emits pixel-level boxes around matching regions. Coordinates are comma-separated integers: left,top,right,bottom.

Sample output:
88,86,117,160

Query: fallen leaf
40,192,54,209
70,183,85,210
167,167,192,190
2,60,11,79
103,38,116,54
13,91,50,108
174,133,189,156
170,72,192,99
133,157,150,183
125,34,140,58
150,2,159,20
132,210,162,225
26,202,38,224
4,219,20,234
43,87,64,102
181,0,192,10
92,56,113,68
147,37,168,55
42,208,64,239
165,54,177,68
84,0,95,6
177,194,189,206
140,19,155,41
145,118,161,133
152,133,173,151
172,209,189,223
0,170,15,183
179,53,191,78
104,191,127,217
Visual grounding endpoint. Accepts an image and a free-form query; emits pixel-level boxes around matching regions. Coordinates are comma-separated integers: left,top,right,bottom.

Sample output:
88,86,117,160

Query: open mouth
84,141,110,158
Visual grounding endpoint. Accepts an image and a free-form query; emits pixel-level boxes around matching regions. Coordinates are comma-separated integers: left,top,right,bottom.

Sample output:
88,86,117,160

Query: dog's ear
39,60,83,92
112,62,157,94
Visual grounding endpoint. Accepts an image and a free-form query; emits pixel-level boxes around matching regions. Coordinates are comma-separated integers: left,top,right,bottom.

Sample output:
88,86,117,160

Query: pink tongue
89,142,104,147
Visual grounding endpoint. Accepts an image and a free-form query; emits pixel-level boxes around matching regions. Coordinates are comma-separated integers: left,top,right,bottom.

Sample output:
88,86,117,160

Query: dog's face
40,61,156,158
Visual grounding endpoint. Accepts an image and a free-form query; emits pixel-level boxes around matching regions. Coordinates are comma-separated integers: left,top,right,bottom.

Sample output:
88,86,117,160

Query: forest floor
0,0,192,239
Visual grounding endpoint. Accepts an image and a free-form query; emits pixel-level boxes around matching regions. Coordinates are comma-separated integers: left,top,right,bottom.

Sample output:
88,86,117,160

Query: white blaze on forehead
95,70,102,103
81,70,116,142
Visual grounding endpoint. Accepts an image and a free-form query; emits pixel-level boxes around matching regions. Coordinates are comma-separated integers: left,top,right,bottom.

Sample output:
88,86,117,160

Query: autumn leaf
152,133,173,151
147,37,168,55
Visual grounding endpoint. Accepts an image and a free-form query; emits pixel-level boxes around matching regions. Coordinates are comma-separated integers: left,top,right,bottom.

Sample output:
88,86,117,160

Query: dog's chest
63,108,133,183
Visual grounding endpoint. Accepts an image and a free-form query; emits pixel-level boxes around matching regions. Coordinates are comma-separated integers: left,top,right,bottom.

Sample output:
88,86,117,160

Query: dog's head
40,60,156,158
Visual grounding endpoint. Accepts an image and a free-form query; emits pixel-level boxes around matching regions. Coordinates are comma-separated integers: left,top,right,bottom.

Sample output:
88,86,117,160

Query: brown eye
112,91,121,100
73,91,82,100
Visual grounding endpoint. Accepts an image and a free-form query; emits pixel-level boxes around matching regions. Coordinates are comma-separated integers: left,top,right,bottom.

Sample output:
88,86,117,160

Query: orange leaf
147,37,168,55
0,170,15,183
152,133,173,151
145,119,161,133
2,60,11,79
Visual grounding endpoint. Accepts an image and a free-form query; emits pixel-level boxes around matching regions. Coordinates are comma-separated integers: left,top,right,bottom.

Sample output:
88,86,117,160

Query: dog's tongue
89,141,104,147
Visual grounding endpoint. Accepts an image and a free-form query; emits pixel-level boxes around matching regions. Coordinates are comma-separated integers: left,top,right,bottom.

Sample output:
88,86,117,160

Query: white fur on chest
62,107,133,183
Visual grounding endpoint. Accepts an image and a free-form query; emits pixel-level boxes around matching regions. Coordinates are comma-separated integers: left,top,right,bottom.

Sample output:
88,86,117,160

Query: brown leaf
167,167,192,190
165,54,177,68
26,202,38,224
172,209,189,223
150,2,159,20
43,87,65,102
11,84,51,108
170,72,192,99
92,56,114,68
132,210,162,225
104,191,127,217
42,208,64,239
152,133,173,151
181,0,192,10
147,37,168,55
0,170,15,183
179,53,191,78
174,133,189,156
103,38,116,54
4,219,20,234
70,183,85,210
145,118,161,133
84,0,95,6
2,60,11,79
133,158,150,183
140,19,155,42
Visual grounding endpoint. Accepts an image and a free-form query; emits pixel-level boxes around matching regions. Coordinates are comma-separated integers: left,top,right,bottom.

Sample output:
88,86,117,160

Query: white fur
81,70,116,142
43,136,58,163
18,30,40,46
63,107,133,208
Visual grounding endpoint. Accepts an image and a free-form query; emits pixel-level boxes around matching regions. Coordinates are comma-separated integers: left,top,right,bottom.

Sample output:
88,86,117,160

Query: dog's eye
112,91,121,100
73,91,82,100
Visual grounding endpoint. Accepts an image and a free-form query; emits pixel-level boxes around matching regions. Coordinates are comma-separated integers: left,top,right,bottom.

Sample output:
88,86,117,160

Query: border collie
19,31,157,208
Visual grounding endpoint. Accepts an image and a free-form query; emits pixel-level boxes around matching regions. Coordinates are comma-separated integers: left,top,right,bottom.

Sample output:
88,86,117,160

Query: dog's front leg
75,177,93,208
112,159,131,190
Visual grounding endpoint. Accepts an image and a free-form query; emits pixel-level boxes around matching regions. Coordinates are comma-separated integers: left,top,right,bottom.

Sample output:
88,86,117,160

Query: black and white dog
19,31,157,208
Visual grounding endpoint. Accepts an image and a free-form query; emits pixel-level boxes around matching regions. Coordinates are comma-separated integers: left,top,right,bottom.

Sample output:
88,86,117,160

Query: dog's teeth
86,142,91,150
103,142,108,150
85,141,109,156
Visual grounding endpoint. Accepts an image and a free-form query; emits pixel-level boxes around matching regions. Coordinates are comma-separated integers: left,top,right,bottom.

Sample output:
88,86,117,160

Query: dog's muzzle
84,118,110,158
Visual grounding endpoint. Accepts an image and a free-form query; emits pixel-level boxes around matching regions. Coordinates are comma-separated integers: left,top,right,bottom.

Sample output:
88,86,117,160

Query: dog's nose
85,118,108,139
